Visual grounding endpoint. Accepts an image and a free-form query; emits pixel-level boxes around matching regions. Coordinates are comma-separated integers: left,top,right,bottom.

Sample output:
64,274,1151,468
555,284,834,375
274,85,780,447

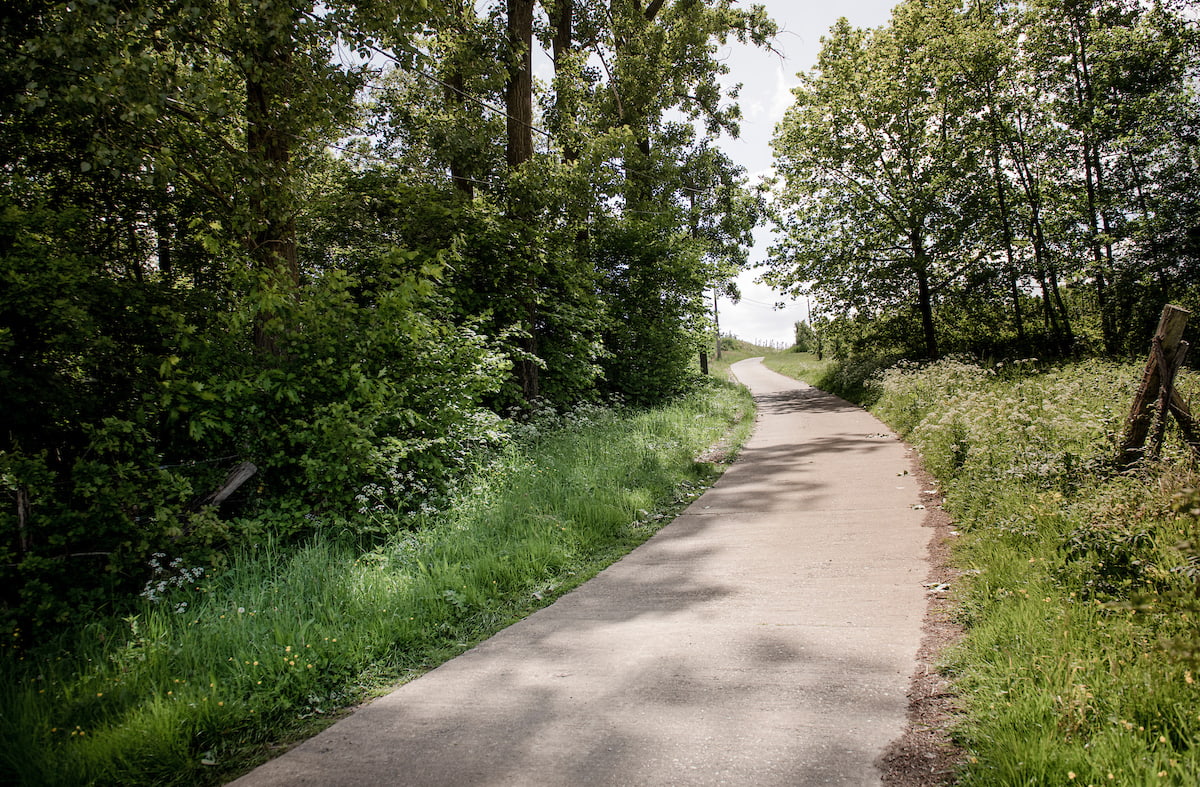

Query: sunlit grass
759,351,832,388
857,357,1200,784
0,380,754,786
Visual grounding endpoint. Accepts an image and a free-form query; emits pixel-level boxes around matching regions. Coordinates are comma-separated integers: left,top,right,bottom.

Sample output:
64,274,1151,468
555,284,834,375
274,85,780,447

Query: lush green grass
0,379,754,786
759,351,831,387
866,357,1200,785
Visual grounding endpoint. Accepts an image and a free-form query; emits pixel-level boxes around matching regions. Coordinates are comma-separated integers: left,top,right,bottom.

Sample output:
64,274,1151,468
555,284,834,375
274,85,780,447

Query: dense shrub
1,245,509,635
594,219,709,405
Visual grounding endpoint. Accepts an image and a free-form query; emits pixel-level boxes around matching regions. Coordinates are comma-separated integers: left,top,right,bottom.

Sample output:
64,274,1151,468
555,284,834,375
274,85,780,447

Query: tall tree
770,1,987,359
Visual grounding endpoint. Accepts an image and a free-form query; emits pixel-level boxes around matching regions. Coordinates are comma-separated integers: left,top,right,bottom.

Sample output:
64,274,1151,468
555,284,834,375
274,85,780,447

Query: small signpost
1117,304,1200,466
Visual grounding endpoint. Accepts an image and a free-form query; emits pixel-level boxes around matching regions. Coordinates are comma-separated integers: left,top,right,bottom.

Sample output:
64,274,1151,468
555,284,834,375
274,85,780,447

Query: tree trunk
549,0,578,163
506,0,536,169
984,95,1026,348
507,0,539,400
1070,16,1116,352
913,236,938,359
244,6,299,355
446,72,474,197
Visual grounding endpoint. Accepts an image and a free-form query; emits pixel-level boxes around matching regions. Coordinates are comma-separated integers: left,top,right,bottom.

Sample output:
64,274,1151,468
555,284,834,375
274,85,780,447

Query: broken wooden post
1148,339,1190,460
192,461,258,510
1117,305,1192,466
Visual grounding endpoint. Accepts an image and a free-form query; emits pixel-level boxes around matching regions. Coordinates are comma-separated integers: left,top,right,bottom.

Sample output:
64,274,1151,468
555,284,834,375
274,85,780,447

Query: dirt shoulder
878,460,966,786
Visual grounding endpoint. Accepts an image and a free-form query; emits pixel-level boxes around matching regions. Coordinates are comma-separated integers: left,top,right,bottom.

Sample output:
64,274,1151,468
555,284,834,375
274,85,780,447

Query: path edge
877,452,967,786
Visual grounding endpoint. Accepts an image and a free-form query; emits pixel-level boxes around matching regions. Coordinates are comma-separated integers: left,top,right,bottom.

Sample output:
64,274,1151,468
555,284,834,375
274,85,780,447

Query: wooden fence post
1117,305,1194,466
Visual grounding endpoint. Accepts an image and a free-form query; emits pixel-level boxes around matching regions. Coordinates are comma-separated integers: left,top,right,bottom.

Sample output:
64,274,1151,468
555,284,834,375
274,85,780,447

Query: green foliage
0,239,509,633
0,0,777,637
867,356,1200,783
195,254,510,512
594,219,709,405
769,0,1200,361
0,382,753,786
791,321,817,353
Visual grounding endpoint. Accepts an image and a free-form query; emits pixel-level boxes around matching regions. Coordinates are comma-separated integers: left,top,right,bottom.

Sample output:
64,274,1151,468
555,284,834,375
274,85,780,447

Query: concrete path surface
230,358,930,786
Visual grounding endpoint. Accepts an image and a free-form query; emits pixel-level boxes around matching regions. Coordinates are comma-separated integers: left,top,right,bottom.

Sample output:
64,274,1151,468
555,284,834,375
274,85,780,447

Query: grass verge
870,357,1200,785
0,378,754,786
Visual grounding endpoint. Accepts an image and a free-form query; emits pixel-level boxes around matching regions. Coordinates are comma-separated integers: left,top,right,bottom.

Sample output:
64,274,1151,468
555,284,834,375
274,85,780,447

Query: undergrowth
760,352,882,404
870,356,1200,785
0,379,753,786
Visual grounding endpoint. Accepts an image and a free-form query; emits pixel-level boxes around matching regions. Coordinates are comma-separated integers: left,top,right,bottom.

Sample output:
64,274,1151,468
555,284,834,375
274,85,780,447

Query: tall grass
0,379,753,786
868,357,1200,785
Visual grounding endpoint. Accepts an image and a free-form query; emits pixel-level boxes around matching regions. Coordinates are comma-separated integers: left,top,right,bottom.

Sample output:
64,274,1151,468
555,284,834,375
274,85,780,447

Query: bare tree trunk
446,70,474,198
549,0,578,163
984,95,1026,348
913,235,938,359
506,0,536,169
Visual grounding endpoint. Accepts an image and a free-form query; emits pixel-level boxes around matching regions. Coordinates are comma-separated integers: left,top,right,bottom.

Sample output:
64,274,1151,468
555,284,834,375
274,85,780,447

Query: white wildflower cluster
354,466,441,528
139,553,204,606
507,399,613,443
883,357,1131,486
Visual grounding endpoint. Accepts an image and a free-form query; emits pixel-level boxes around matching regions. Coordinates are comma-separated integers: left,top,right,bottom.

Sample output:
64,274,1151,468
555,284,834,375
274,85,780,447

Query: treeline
770,0,1200,361
0,1,774,633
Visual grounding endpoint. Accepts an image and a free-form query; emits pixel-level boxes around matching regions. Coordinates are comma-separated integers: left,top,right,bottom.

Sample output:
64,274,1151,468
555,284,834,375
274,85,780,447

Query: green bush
1,243,511,635
594,219,709,405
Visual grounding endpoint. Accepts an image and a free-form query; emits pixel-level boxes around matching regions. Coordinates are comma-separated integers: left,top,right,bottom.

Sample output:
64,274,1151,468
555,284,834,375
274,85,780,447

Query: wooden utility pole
713,288,722,361
1117,305,1200,465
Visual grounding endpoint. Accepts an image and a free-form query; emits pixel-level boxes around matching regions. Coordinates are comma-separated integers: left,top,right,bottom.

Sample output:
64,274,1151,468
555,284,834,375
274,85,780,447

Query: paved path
231,358,930,786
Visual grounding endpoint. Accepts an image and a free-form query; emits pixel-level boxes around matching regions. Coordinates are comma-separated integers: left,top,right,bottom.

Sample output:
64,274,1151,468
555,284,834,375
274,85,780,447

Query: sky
712,0,899,347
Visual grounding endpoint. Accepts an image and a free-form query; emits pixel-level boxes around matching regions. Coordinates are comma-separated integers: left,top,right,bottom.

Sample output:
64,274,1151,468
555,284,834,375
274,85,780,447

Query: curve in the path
230,358,930,787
